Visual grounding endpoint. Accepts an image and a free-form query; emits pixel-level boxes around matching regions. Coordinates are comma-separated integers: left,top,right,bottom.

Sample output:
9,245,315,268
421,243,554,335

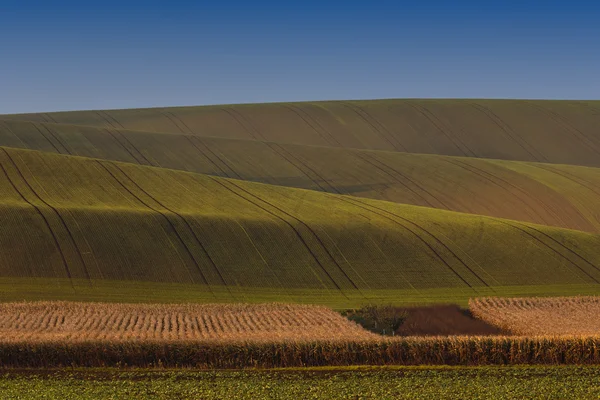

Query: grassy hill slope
1,146,599,305
4,99,600,166
1,119,599,233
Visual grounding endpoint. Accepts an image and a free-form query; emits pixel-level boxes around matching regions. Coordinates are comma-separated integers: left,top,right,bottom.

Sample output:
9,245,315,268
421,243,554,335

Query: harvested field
470,296,600,336
395,305,502,336
0,301,598,368
0,302,375,343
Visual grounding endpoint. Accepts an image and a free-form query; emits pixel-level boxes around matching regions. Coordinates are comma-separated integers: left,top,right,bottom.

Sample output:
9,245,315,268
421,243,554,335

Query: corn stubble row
0,302,375,343
1,300,600,367
469,296,600,336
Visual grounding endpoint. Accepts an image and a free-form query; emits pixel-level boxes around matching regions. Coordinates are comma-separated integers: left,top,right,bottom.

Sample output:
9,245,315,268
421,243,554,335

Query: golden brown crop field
1,300,600,368
0,302,375,343
470,296,600,336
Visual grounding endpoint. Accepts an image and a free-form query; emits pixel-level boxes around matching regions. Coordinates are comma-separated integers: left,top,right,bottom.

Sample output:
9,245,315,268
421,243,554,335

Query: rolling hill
0,99,599,306
4,99,600,166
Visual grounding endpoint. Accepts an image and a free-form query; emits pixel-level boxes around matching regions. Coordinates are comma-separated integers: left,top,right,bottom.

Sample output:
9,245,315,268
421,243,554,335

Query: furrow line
444,158,560,226
2,149,90,280
102,128,144,164
409,104,472,156
220,108,264,141
0,149,77,282
30,122,62,154
164,111,194,134
337,196,478,288
470,102,546,162
289,104,344,147
355,152,443,208
189,136,243,179
534,163,600,197
100,111,126,130
224,179,361,291
341,102,403,151
112,129,154,166
41,124,71,155
203,175,343,295
350,103,409,151
528,103,600,156
160,111,189,134
494,220,600,284
95,111,118,129
281,104,337,147
43,113,58,124
95,161,217,291
513,221,600,276
270,143,339,193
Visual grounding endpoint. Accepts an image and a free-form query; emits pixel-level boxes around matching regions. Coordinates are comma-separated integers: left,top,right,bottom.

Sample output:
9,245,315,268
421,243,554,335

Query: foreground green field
1,367,598,399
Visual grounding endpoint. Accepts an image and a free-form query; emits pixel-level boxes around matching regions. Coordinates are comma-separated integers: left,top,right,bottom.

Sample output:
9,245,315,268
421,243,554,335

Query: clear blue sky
1,0,599,113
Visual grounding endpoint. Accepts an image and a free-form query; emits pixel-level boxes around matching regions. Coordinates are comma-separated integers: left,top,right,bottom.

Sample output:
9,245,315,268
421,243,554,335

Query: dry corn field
470,296,600,336
0,302,376,343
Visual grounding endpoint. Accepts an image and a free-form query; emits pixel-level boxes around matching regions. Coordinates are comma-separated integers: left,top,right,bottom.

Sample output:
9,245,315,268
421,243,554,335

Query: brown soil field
470,296,600,336
395,305,502,336
0,302,375,343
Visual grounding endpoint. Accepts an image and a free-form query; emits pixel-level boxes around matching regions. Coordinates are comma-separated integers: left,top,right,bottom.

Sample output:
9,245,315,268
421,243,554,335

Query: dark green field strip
0,147,599,301
0,278,597,307
4,99,600,166
2,367,600,400
1,367,599,400
1,120,600,233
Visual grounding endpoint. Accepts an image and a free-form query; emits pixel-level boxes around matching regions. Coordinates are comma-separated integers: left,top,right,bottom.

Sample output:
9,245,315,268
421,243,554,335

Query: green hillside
0,146,599,306
0,99,599,306
1,119,599,233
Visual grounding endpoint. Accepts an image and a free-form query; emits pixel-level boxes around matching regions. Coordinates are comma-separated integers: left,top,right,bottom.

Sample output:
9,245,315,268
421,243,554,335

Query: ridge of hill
3,99,600,166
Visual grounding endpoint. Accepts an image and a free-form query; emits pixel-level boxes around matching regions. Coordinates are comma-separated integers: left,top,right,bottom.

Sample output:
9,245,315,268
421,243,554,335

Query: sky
1,0,599,113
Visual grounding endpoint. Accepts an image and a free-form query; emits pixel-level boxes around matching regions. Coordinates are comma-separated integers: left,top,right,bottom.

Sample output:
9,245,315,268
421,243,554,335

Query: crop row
1,336,600,368
0,302,375,342
470,296,600,335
